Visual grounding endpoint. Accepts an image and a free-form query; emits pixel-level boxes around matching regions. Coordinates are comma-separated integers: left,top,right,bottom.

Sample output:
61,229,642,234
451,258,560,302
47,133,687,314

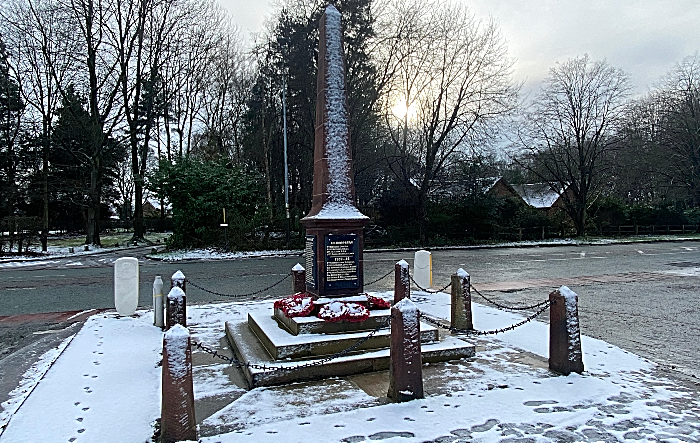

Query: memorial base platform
225,307,475,388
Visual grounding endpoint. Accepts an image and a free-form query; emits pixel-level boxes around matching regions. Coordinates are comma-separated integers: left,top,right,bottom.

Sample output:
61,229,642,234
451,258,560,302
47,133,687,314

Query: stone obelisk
300,5,369,298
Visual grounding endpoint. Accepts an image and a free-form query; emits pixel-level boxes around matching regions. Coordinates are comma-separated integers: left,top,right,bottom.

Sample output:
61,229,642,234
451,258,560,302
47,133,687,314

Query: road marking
6,287,37,291
33,329,62,335
5,274,67,280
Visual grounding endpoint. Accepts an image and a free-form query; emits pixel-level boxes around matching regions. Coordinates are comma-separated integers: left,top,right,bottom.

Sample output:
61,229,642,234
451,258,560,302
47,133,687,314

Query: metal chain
409,275,451,294
186,273,291,298
192,317,390,372
364,268,394,287
470,283,551,311
420,300,552,336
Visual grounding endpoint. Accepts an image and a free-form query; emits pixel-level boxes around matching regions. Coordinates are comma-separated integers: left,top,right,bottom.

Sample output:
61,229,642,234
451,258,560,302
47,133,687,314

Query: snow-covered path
0,313,162,443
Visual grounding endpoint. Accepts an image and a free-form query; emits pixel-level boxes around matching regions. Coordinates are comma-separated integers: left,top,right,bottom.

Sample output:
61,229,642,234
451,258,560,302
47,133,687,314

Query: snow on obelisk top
302,5,367,220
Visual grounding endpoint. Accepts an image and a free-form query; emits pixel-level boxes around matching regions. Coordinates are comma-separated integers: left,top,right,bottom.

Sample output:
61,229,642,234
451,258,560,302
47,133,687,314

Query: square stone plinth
247,313,438,360
225,317,476,388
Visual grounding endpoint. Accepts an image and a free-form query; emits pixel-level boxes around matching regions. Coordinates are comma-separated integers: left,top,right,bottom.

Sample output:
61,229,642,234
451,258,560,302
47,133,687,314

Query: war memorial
223,5,475,389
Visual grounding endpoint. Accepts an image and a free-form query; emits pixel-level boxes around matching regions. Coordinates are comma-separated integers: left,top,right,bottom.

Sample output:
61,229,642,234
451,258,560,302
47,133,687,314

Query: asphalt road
2,241,700,380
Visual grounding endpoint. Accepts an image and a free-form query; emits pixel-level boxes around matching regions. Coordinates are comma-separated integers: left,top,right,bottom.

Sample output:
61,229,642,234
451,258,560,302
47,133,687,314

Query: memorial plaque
324,234,359,290
305,235,318,289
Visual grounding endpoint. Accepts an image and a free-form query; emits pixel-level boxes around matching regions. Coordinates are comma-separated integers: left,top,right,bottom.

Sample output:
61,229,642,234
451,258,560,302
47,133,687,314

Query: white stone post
114,257,139,316
153,275,164,327
413,250,432,289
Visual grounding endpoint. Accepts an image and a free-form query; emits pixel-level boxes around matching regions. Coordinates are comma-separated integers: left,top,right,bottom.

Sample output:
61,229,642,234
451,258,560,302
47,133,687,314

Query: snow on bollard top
395,297,417,314
172,270,185,281
164,324,190,379
456,268,469,279
397,259,409,269
167,286,185,301
559,285,578,304
394,297,418,332
292,263,305,271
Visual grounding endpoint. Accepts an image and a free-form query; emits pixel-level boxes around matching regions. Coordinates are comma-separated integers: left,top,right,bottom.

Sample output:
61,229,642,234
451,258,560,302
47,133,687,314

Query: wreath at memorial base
366,293,391,309
273,294,315,318
317,301,370,323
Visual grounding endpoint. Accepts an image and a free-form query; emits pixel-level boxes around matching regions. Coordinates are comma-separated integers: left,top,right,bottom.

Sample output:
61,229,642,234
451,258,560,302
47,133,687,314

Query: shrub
149,158,266,249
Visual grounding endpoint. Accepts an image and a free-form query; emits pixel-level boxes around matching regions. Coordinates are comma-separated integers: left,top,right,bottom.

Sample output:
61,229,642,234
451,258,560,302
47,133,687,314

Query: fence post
387,297,424,402
451,269,473,331
160,324,196,443
394,260,410,304
549,286,584,375
167,271,187,330
292,263,306,294
166,287,186,330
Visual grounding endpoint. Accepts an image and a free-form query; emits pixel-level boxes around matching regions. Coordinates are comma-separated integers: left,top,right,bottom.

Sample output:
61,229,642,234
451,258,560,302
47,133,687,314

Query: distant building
485,177,520,199
486,178,570,217
510,183,568,216
143,198,172,218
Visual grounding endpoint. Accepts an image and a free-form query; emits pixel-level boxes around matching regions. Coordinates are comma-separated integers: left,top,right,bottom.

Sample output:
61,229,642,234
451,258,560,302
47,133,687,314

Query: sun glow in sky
390,100,417,121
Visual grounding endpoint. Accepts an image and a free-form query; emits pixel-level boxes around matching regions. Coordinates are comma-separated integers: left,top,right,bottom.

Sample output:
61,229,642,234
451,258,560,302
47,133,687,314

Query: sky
219,0,700,97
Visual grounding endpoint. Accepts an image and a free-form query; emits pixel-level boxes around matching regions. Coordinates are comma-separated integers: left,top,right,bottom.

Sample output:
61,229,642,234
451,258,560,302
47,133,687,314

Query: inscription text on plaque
324,234,359,290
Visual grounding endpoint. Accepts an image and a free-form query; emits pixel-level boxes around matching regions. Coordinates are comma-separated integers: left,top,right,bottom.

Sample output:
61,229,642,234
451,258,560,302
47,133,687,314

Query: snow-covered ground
2,290,700,442
154,248,303,261
3,234,700,266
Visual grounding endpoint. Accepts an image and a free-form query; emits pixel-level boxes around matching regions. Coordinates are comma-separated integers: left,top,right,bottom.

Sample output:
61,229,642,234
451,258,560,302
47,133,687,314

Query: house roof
510,184,563,209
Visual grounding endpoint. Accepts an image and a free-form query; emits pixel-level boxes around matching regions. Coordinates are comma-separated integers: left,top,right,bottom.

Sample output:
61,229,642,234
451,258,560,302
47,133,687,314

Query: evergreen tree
0,36,24,218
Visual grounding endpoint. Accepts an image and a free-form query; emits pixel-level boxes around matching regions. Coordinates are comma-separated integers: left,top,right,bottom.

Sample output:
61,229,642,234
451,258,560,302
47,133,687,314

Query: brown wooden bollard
160,324,196,443
394,260,410,304
451,268,473,331
388,297,424,402
292,263,306,294
166,287,186,329
549,286,584,375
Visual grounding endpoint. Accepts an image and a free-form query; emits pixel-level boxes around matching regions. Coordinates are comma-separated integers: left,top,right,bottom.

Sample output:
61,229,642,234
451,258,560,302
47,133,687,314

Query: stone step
274,307,391,336
225,318,476,388
247,313,438,360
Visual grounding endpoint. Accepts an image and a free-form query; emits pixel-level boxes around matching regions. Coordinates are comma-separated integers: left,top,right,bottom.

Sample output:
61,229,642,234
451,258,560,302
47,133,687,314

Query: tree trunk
86,154,102,246
41,117,50,252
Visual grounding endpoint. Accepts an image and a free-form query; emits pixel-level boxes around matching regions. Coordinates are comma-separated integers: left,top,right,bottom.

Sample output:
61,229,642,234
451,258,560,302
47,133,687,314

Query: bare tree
516,54,631,236
2,0,79,250
194,26,249,161
651,53,700,205
378,0,518,242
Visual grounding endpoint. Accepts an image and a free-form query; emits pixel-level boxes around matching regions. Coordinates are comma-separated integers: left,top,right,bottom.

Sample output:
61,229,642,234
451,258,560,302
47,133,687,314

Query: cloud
467,0,700,94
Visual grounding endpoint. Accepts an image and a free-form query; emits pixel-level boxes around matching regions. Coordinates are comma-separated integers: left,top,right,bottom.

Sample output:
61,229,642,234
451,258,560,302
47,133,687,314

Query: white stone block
414,250,432,289
114,257,139,316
